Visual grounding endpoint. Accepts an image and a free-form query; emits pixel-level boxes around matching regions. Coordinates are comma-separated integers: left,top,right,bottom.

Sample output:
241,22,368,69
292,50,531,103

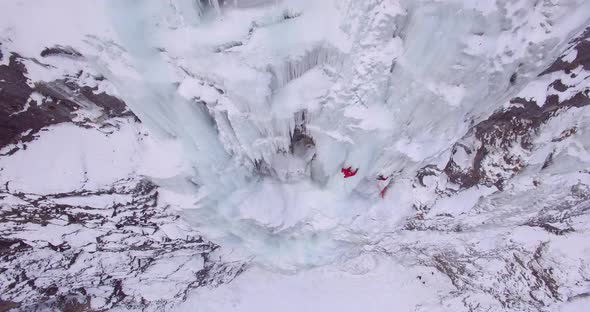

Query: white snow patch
0,120,185,195
0,122,141,194
425,82,466,107
0,0,116,57
431,186,496,216
173,256,453,312
344,104,394,131
559,297,590,312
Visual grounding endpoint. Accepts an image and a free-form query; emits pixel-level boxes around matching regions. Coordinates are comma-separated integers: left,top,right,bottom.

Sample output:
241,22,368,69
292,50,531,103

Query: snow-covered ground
1,0,590,311
173,256,455,312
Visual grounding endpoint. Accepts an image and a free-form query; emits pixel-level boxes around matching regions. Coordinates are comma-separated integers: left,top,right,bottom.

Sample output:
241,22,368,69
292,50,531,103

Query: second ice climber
341,167,359,178
377,174,391,198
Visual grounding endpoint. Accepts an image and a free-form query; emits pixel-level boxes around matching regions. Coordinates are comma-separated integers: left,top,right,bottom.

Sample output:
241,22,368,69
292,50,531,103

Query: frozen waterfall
99,0,590,270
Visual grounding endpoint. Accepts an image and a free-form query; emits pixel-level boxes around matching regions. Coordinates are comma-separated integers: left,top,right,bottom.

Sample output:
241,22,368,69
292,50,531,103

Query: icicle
209,0,221,14
176,0,204,24
106,0,248,204
269,43,344,90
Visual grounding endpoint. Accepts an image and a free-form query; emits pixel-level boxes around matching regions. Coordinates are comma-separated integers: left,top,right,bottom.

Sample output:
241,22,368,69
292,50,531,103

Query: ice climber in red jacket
341,167,358,178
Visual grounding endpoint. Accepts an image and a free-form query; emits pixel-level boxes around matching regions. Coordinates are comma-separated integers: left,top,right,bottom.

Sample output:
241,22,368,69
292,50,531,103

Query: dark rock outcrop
0,51,137,155
443,27,590,190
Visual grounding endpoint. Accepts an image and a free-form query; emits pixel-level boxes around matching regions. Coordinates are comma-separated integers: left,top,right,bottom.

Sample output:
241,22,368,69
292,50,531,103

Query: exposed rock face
0,51,136,155
442,27,590,192
0,47,245,311
394,182,590,312
0,178,246,311
399,25,590,311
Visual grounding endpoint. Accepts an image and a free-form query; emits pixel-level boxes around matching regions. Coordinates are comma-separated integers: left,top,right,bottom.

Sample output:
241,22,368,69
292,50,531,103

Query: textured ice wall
98,0,590,270
104,1,250,205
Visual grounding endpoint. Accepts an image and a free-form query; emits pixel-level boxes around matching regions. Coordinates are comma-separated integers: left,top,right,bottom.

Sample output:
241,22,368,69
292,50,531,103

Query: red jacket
341,167,358,178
